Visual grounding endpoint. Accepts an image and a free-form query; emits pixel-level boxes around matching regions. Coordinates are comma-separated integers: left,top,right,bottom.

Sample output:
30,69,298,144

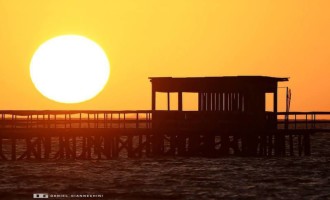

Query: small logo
33,193,49,198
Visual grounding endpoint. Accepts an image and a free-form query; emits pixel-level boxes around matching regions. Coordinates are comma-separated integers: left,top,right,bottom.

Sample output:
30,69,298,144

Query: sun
30,35,110,104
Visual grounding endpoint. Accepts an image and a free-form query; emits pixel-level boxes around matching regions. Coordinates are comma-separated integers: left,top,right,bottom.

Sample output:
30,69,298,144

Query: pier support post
44,137,51,159
267,135,273,156
289,133,294,156
298,135,302,156
152,134,164,156
11,139,16,161
259,135,267,156
304,133,311,156
203,134,215,157
127,136,133,158
177,135,187,156
188,135,200,156
219,135,230,155
0,139,5,160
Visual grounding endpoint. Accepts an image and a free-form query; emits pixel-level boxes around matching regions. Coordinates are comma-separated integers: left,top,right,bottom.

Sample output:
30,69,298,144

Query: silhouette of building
150,76,288,156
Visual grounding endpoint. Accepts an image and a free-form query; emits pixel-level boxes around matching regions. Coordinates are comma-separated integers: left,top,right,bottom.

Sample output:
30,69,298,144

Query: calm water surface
1,133,330,200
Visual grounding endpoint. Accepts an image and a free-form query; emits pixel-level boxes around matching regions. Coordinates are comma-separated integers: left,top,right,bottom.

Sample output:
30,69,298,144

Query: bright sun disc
30,35,110,103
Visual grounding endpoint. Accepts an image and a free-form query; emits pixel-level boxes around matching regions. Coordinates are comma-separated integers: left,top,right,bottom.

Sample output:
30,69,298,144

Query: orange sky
0,0,329,111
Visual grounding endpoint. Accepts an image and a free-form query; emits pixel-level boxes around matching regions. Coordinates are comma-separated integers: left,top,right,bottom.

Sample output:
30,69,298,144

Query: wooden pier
0,110,329,160
0,76,329,160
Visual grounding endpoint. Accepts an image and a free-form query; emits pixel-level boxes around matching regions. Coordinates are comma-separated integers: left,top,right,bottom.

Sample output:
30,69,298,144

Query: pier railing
1,110,329,132
0,110,152,129
277,112,330,132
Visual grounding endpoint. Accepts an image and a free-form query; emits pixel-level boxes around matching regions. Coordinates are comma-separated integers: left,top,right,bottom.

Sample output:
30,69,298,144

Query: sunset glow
0,1,329,110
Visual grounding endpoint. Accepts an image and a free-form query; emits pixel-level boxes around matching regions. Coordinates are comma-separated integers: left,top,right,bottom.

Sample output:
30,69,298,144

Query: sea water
0,132,329,200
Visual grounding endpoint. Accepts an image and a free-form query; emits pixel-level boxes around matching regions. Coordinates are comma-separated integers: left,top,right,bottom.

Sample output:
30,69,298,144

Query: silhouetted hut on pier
150,76,288,156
